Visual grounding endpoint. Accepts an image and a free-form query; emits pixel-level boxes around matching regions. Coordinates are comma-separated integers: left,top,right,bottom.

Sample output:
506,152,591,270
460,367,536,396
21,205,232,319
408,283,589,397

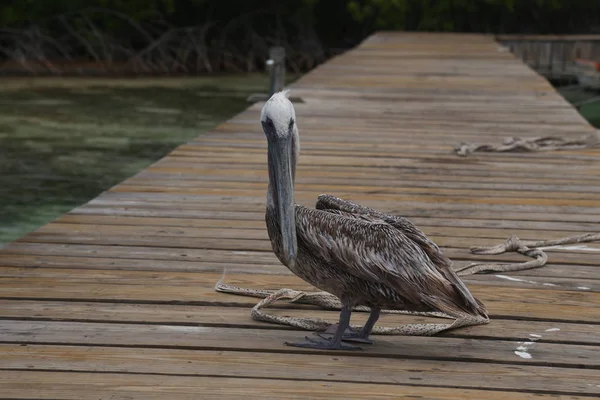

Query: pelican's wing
315,194,483,313
297,203,486,318
316,194,450,268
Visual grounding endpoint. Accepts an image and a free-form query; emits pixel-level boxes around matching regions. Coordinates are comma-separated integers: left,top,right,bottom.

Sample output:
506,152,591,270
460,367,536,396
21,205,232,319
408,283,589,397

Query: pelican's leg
349,307,380,343
284,304,361,350
318,307,380,344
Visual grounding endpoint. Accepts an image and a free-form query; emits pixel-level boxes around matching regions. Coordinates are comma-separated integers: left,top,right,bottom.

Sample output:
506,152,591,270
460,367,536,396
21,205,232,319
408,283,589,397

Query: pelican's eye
289,118,294,129
262,117,275,136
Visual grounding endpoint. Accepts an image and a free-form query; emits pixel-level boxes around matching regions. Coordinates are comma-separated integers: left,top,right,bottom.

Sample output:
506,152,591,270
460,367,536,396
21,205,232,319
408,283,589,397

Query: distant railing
496,35,600,80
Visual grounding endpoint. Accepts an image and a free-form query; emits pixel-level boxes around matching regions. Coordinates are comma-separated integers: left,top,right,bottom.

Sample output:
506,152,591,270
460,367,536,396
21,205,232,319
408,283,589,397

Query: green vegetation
0,74,296,245
3,0,598,34
1,1,599,76
346,0,599,33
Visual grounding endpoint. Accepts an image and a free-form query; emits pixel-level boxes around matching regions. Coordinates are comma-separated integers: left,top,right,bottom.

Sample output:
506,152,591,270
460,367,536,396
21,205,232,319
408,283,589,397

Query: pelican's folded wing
295,205,487,318
316,194,452,268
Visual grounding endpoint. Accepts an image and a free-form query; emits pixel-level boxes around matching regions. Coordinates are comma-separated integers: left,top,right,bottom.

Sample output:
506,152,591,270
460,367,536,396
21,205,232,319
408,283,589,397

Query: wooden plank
51,213,600,235
49,209,600,233
14,230,600,270
107,186,600,208
131,170,600,190
143,154,600,177
27,223,600,253
117,177,600,200
217,120,592,137
2,345,598,397
0,269,599,322
66,205,600,224
1,300,598,345
0,242,279,264
75,191,600,216
1,371,585,400
2,320,598,370
1,252,599,281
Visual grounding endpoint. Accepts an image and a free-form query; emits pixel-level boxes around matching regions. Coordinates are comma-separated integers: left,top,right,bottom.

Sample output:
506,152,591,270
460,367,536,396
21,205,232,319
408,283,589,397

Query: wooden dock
2,32,600,399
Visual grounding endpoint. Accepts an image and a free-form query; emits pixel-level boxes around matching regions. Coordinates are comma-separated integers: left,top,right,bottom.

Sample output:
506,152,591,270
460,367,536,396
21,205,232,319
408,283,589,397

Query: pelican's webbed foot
284,335,362,350
316,307,380,345
285,304,363,350
315,325,374,344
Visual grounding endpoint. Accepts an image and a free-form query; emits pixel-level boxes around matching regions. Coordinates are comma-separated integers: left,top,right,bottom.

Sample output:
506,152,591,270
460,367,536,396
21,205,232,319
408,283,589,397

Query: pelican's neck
267,128,299,211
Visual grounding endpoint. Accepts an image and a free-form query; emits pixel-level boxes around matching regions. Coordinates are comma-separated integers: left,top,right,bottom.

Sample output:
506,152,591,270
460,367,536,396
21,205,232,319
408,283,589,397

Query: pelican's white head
260,90,296,140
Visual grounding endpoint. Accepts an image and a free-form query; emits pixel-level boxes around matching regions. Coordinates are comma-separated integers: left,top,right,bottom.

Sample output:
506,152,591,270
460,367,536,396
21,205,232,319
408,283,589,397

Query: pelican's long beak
267,135,297,268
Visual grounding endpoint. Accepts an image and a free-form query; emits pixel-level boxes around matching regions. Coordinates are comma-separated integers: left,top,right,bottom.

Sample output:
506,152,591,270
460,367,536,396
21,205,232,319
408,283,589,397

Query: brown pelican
261,91,487,350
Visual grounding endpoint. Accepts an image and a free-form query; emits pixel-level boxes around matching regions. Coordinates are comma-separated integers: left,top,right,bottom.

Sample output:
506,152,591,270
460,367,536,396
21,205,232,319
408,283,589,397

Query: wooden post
548,41,554,78
247,46,302,103
268,46,286,96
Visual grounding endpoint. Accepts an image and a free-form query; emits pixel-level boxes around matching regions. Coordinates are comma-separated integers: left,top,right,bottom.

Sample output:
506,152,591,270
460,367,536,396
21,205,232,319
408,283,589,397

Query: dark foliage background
1,0,599,75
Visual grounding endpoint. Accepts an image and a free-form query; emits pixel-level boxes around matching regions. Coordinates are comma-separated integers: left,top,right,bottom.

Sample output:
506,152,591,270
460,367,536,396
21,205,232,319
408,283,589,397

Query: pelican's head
260,90,296,140
261,90,298,269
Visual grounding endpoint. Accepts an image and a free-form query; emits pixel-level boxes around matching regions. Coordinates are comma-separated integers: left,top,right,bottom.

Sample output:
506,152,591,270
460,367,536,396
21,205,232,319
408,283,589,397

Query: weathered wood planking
2,371,590,400
1,32,599,399
2,344,599,394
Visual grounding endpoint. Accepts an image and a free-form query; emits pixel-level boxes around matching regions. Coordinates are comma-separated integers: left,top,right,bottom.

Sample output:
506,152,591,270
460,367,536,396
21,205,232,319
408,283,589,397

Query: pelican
261,91,487,350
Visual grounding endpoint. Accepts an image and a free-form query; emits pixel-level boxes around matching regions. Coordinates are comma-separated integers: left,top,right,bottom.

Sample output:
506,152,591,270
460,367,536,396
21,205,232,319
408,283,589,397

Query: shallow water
0,74,291,245
556,86,600,128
